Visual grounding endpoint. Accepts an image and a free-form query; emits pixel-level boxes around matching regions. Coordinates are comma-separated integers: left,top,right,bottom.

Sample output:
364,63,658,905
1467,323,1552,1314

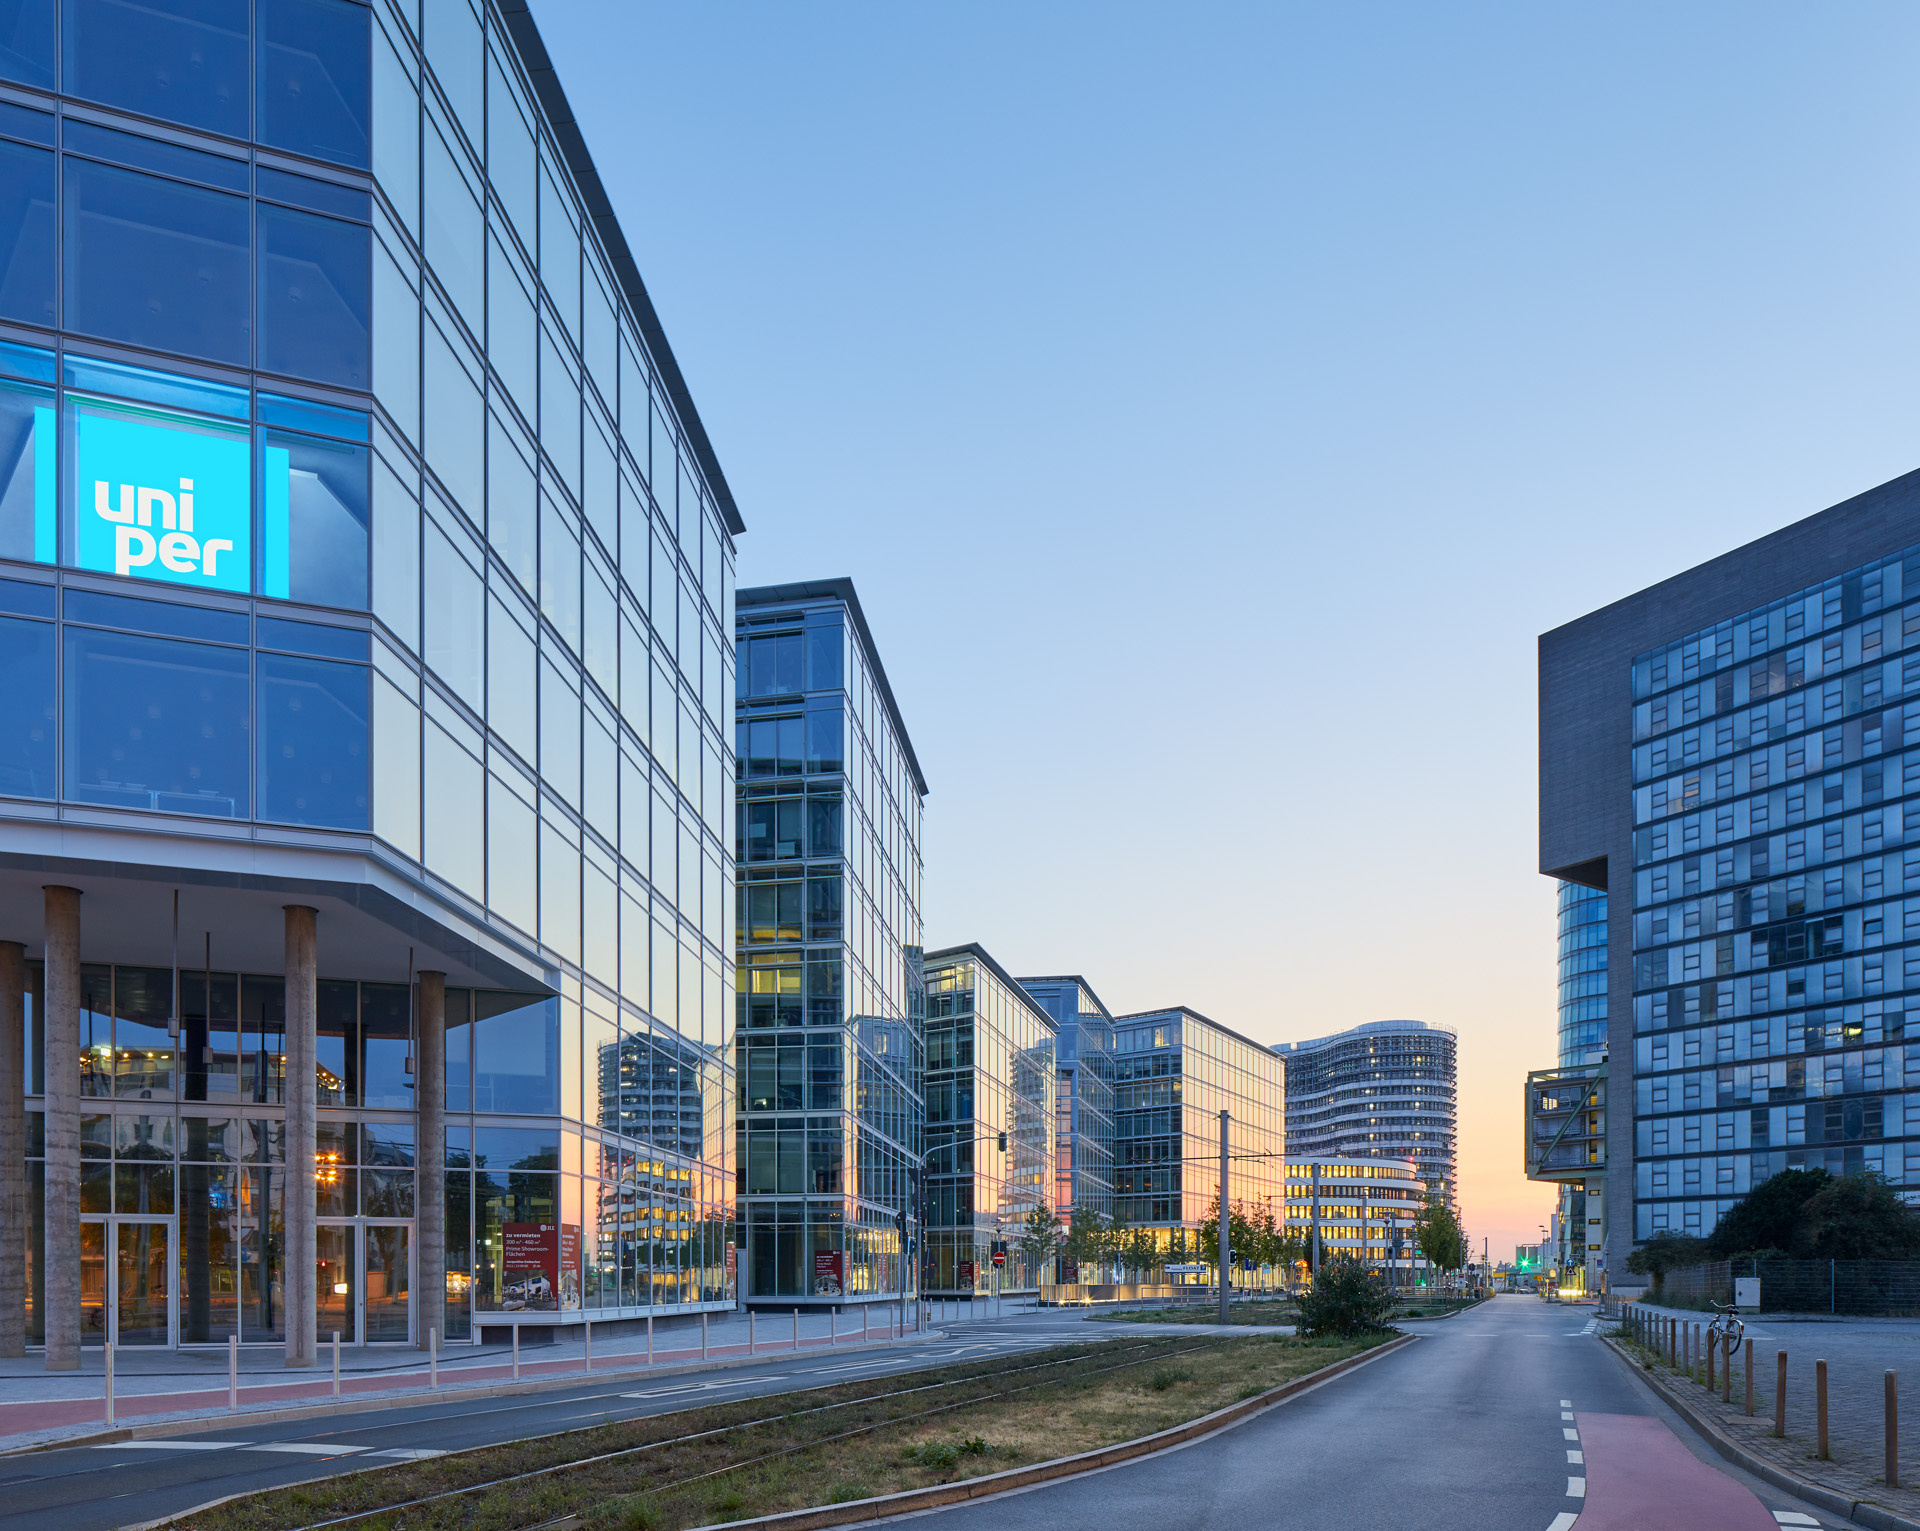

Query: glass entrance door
316,1224,354,1346
362,1224,410,1343
79,1219,174,1345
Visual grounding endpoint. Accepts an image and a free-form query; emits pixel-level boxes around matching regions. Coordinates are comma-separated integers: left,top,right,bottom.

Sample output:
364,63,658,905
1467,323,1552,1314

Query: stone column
283,906,317,1368
0,941,25,1357
42,888,80,1372
415,971,446,1351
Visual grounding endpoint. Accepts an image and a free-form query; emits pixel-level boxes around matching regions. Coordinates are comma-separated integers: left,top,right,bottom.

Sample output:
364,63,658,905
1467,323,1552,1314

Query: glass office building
1559,882,1609,1067
1109,1007,1285,1251
1273,1020,1458,1199
734,579,926,1304
1017,974,1114,1223
923,946,1055,1294
1282,1157,1424,1272
0,0,743,1361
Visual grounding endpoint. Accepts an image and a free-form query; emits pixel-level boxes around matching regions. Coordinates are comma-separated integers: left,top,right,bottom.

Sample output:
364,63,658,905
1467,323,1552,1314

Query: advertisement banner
70,398,251,592
959,1260,976,1289
725,1240,737,1300
813,1250,844,1297
1058,1258,1079,1284
501,1223,583,1312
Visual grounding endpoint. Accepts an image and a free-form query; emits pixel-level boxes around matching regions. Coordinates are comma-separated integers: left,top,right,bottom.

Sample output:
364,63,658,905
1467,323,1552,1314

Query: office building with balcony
922,945,1055,1294
1016,973,1114,1224
1109,1007,1285,1256
1273,1020,1458,1200
1538,467,1920,1289
733,579,926,1305
0,0,744,1365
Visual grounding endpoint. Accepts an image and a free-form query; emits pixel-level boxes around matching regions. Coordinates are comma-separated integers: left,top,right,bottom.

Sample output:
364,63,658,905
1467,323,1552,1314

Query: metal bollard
584,1320,592,1374
333,1332,341,1398
105,1341,115,1428
1746,1338,1755,1417
229,1333,238,1411
647,1311,653,1366
1818,1359,1830,1459
793,1308,800,1352
830,1306,837,1346
750,1310,757,1354
430,1326,438,1390
512,1325,520,1381
1891,1370,1902,1487
863,1304,869,1342
1775,1350,1788,1438
702,1311,709,1360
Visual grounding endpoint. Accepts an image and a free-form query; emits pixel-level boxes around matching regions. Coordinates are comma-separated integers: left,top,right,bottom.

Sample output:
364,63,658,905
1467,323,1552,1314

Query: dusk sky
534,1,1920,1259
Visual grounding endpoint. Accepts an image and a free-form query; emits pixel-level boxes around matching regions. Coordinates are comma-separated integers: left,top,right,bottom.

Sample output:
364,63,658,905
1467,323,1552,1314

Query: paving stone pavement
1627,1304,1920,1519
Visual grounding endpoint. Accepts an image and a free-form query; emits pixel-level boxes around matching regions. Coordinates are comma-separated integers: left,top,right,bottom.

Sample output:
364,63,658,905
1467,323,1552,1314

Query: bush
1706,1168,1830,1259
1292,1257,1396,1337
1624,1230,1706,1292
1793,1172,1920,1260
1148,1367,1194,1391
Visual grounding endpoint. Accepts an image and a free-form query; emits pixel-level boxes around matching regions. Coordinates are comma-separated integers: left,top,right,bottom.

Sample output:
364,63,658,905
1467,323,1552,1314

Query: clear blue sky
533,1,1920,1257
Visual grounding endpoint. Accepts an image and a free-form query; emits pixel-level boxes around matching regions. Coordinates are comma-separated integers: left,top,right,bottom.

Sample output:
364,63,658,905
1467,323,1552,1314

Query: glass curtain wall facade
1630,551,1920,1239
923,946,1055,1294
1272,1020,1458,1200
1559,882,1610,1067
1282,1157,1424,1273
4,0,743,1348
734,580,926,1304
1016,975,1113,1223
1109,1008,1285,1257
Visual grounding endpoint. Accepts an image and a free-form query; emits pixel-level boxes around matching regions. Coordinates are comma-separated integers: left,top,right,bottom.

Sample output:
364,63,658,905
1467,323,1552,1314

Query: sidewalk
1622,1302,1920,1523
0,1303,992,1452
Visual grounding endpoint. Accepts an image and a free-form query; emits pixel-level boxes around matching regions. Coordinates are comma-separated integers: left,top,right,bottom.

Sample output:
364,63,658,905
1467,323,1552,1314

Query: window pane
422,318,482,519
486,51,534,241
487,236,534,417
423,719,481,895
63,626,248,817
539,495,580,654
486,595,534,759
62,0,248,137
66,395,251,593
371,673,418,856
63,158,248,365
0,139,53,328
486,410,535,591
0,378,54,563
260,427,369,609
424,122,480,334
257,203,370,390
257,0,370,169
257,652,367,828
371,26,417,234
422,516,481,707
0,0,55,88
0,613,54,797
421,0,480,150
486,773,535,932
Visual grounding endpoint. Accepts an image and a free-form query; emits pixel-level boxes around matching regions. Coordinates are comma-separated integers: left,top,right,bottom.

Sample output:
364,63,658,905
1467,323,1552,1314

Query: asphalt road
900,1296,1857,1531
0,1311,1106,1531
0,1297,1864,1531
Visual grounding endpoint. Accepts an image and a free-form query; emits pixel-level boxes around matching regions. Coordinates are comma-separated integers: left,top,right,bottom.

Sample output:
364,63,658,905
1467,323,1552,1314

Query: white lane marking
1772,1516,1821,1527
1546,1516,1579,1531
1563,1427,1579,1440
1560,1410,1575,1420
368,1448,447,1460
1560,1398,1572,1407
92,1441,250,1451
621,1377,784,1398
1567,1449,1583,1464
1567,1476,1586,1498
242,1443,365,1456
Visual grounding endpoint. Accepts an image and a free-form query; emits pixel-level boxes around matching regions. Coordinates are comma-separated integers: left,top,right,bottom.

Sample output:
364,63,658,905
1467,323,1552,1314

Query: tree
1624,1230,1705,1295
1121,1224,1160,1279
1015,1205,1060,1278
1704,1168,1830,1259
1792,1172,1920,1260
1413,1195,1466,1277
1292,1256,1396,1337
1199,1195,1261,1273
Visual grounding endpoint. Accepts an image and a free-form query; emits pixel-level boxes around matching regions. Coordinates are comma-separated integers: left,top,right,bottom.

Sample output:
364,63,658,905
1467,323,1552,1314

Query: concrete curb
0,1332,951,1457
681,1331,1420,1531
1599,1333,1920,1531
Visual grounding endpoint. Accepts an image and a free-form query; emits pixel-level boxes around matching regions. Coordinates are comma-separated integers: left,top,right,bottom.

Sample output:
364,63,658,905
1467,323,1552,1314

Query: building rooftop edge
924,942,1057,1033
1271,1018,1457,1054
736,577,929,797
497,1,745,538
1110,1004,1277,1063
1012,974,1115,1023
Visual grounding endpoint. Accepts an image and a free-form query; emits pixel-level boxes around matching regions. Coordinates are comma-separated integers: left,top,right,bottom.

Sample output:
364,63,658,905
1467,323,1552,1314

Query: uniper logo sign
73,403,251,594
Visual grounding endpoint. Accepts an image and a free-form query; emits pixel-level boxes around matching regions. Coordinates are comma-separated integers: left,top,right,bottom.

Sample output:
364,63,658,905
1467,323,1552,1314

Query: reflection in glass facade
1282,1157,1424,1270
734,580,926,1303
4,0,743,1346
1017,975,1114,1223
1559,882,1608,1067
1273,1020,1458,1199
1110,1008,1285,1251
1630,553,1920,1239
923,947,1055,1294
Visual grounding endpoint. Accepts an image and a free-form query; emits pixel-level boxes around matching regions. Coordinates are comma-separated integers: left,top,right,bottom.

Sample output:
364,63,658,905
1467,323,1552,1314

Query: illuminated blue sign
72,400,251,593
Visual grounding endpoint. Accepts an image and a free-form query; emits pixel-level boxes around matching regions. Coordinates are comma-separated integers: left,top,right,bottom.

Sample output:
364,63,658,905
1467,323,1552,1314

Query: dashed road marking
242,1443,363,1456
1545,1516,1578,1531
1559,1399,1572,1407
1562,1427,1579,1441
1560,1410,1575,1421
1772,1516,1821,1527
1566,1449,1583,1464
368,1448,447,1460
1567,1476,1586,1498
93,1441,248,1452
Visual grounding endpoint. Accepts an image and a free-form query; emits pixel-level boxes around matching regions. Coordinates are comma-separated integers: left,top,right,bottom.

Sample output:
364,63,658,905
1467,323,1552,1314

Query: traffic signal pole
1218,1110,1231,1326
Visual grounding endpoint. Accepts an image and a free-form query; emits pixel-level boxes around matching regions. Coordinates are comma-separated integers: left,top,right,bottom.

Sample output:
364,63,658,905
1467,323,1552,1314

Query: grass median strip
1094,1300,1299,1326
166,1332,1388,1531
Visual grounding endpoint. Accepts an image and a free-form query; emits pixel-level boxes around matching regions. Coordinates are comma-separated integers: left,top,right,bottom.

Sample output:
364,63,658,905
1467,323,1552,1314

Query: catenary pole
1218,1110,1231,1325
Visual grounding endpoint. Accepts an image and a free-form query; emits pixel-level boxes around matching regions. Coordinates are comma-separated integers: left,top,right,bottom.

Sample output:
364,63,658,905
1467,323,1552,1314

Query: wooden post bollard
1818,1359,1830,1459
1723,1334,1732,1404
1707,1329,1716,1392
1889,1369,1900,1488
1775,1350,1788,1438
1745,1338,1755,1417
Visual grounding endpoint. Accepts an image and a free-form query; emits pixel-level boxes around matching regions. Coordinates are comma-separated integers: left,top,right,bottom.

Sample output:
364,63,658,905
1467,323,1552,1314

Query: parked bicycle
1706,1299,1745,1353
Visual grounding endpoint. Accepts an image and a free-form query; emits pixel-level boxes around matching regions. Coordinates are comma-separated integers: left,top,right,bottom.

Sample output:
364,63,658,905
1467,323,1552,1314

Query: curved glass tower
1557,881,1609,1066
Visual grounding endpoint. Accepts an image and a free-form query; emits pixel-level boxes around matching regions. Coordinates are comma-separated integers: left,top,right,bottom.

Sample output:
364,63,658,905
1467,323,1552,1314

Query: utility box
1735,1276,1761,1309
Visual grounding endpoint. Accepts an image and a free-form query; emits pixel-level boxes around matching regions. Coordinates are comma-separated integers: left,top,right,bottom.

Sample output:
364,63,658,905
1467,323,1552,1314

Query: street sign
991,1247,1006,1268
1165,1264,1207,1274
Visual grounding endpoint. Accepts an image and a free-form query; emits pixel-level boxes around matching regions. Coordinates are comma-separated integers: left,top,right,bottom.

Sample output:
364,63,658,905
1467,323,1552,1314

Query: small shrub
960,1436,991,1456
911,1442,960,1468
828,1483,869,1504
1237,1382,1267,1400
1149,1367,1195,1391
623,1501,660,1531
712,1487,748,1515
1293,1258,1396,1337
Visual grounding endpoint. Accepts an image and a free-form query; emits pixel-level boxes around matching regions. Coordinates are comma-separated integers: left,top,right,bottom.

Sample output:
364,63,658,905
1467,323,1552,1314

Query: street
0,1297,1860,1531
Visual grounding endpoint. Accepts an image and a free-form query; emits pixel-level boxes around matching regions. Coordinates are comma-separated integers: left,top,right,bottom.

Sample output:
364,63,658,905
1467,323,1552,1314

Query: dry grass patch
166,1332,1387,1531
